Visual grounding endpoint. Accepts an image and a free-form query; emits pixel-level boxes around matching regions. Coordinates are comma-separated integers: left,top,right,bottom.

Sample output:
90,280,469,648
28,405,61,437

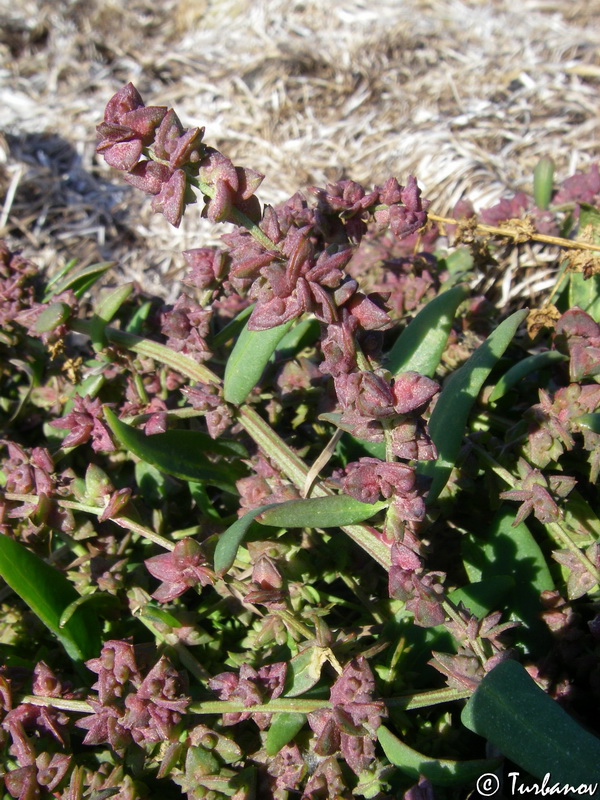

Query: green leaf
213,504,277,575
59,591,120,627
387,285,468,378
573,412,600,434
265,712,306,756
44,261,115,301
275,317,320,359
488,350,567,403
420,309,528,503
255,495,388,529
568,203,600,322
569,273,600,322
447,576,515,619
283,647,328,697
580,203,600,242
104,407,245,492
462,506,554,653
91,283,135,351
125,300,152,334
210,303,255,349
223,319,293,404
533,157,554,210
461,659,600,795
378,725,502,786
0,533,101,662
34,302,72,333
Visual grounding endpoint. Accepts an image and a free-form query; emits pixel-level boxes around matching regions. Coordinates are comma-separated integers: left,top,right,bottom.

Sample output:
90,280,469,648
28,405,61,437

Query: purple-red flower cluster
0,241,37,330
50,394,115,452
96,83,264,228
332,369,438,461
77,641,189,749
307,656,386,776
145,538,214,603
208,661,286,729
222,176,428,331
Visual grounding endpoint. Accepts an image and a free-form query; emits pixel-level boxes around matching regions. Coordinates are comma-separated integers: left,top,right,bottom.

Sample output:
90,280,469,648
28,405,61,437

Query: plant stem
428,212,600,253
237,407,391,569
546,520,600,588
20,685,471,716
71,320,221,386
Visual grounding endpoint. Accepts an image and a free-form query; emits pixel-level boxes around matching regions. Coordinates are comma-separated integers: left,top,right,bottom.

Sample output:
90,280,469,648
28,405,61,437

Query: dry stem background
1,0,599,300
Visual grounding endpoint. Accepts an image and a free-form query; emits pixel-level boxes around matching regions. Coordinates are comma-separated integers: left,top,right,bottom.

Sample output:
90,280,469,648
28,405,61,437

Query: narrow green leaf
533,157,554,210
462,506,553,653
71,318,220,386
573,413,600,434
256,495,388,529
223,319,293,404
488,350,567,403
275,317,320,358
265,712,306,756
461,659,600,794
213,504,277,575
387,285,468,377
568,273,600,322
378,726,502,786
0,533,101,662
43,257,78,297
104,407,245,492
569,204,600,322
59,591,120,627
45,261,115,301
580,203,600,241
283,647,328,697
34,302,72,333
125,300,152,334
210,303,255,349
238,406,391,570
91,283,134,351
421,309,528,503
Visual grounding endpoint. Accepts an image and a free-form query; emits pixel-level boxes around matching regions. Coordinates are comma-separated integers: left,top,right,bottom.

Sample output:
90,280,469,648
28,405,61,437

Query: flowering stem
144,146,282,255
18,686,471,716
442,598,487,664
4,493,175,552
237,407,391,569
71,319,221,386
428,212,600,253
545,521,600,587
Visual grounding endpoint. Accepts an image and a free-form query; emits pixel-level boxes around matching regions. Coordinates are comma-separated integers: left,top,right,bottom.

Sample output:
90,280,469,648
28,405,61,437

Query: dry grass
1,0,599,299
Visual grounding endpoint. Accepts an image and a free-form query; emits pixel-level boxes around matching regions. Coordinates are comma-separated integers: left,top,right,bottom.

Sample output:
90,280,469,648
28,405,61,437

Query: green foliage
2,85,600,800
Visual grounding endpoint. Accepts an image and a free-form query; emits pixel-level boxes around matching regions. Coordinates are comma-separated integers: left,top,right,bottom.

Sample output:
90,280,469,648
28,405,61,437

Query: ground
1,0,599,298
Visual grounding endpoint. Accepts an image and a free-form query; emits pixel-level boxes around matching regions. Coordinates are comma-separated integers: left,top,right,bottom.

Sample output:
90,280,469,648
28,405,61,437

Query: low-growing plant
1,83,600,799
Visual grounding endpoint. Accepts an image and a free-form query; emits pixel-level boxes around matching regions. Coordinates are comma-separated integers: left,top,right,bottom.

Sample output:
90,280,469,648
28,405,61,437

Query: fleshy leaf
378,725,502,787
90,283,135,351
223,318,293,404
462,506,553,654
0,533,101,662
265,712,306,756
213,504,277,575
44,261,115,301
420,309,528,503
387,284,468,378
255,495,388,529
533,157,554,210
104,407,245,492
488,350,567,402
283,647,328,697
461,659,600,795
